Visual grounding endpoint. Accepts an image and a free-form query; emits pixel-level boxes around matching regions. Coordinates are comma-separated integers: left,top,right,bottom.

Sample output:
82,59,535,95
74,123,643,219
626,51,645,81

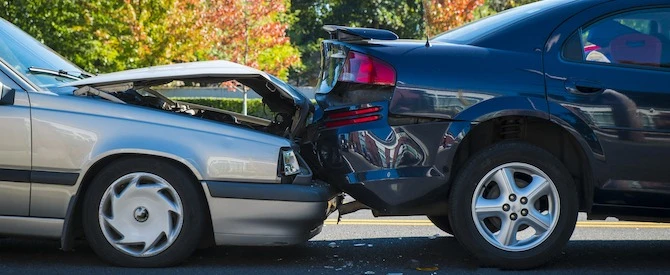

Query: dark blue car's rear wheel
448,141,578,269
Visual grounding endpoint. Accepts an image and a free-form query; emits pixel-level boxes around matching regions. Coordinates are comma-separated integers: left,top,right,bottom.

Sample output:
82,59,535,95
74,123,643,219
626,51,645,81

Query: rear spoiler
323,25,398,41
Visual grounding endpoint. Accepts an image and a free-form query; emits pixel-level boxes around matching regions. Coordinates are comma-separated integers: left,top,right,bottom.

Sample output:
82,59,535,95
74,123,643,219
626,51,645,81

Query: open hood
64,61,313,139
64,60,308,107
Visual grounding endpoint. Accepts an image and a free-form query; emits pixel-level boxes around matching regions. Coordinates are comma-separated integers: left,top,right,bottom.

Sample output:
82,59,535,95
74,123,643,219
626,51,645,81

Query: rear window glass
432,0,571,44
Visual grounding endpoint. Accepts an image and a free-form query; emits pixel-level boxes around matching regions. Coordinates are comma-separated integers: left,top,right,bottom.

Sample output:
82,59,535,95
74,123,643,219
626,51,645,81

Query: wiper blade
28,67,92,80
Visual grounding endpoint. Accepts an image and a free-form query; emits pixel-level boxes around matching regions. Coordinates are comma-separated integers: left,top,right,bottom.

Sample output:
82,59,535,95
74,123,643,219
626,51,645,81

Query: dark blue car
306,0,670,269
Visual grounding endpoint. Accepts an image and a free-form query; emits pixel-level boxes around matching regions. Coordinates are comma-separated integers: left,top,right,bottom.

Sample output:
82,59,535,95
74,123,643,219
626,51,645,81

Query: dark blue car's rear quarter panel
312,0,611,214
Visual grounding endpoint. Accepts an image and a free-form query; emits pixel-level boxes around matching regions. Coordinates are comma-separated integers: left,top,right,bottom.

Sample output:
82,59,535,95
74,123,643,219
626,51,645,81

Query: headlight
281,149,301,176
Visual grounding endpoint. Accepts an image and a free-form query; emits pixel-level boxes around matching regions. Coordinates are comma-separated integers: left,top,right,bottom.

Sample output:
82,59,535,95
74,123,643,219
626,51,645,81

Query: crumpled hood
63,60,307,106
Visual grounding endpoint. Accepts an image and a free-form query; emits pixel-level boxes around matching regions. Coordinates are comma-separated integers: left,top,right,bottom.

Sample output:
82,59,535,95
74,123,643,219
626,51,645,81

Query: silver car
0,18,338,267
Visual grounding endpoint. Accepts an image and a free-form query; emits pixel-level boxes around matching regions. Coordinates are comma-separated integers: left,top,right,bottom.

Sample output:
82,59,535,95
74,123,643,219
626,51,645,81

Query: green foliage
174,98,276,119
0,0,111,72
1,0,300,78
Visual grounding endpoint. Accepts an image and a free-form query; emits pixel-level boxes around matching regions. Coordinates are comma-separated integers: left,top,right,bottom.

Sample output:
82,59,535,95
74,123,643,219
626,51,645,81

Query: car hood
63,60,313,139
63,60,308,106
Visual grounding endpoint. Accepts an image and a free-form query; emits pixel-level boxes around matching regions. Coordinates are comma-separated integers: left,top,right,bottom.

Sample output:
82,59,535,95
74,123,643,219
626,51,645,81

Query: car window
433,0,573,44
0,18,85,90
563,8,670,69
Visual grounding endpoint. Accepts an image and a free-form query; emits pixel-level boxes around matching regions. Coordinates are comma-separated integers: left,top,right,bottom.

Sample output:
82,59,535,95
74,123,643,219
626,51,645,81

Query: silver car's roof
64,60,267,87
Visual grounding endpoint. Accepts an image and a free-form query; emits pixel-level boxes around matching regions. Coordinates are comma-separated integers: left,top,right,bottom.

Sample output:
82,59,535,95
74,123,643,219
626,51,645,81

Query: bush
172,98,276,120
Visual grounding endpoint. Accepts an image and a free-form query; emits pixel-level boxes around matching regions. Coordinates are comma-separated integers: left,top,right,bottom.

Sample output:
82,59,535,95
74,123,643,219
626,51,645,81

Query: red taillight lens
339,51,396,86
325,106,382,128
327,106,381,119
325,115,380,128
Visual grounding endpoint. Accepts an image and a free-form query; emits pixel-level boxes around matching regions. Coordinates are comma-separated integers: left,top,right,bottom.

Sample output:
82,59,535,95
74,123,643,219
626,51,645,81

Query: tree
1,0,301,80
423,0,484,35
91,0,213,72
204,0,301,80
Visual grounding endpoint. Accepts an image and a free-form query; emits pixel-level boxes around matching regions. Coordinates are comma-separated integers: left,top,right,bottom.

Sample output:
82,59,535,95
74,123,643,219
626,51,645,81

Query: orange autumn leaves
424,0,484,36
203,0,300,80
110,0,300,79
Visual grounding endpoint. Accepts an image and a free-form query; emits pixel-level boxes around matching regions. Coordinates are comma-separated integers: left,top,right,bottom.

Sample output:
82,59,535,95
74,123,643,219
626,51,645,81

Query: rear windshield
432,0,573,44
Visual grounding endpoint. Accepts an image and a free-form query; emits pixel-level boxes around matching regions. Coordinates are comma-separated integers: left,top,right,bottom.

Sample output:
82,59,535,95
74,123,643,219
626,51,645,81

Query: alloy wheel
470,162,560,252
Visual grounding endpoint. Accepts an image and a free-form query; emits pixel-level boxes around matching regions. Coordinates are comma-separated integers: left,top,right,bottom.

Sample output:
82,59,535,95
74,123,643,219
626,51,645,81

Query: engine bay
72,76,301,138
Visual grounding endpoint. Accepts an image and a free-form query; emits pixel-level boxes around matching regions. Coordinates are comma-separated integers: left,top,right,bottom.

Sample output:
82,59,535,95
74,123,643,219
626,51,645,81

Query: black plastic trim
0,169,79,186
31,171,79,186
323,25,399,41
0,168,30,182
206,181,336,202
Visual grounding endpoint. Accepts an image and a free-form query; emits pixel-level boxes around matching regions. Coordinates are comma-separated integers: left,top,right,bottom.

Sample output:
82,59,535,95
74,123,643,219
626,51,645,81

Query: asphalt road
2,211,670,274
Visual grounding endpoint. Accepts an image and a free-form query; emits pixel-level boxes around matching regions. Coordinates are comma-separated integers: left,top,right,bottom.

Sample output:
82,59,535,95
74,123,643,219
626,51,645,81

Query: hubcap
98,172,183,257
471,163,560,252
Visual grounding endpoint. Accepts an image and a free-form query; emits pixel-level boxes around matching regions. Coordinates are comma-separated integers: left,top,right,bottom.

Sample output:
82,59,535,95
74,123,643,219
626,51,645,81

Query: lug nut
520,197,528,204
502,204,510,211
510,213,518,221
509,194,517,201
521,209,528,216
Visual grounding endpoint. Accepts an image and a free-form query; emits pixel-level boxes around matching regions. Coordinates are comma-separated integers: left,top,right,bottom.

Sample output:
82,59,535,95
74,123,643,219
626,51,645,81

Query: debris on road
328,242,338,248
354,243,367,247
363,271,376,275
428,234,439,240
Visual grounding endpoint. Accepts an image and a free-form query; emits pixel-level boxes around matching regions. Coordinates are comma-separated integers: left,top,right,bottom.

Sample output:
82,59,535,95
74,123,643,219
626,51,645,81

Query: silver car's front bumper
202,181,339,246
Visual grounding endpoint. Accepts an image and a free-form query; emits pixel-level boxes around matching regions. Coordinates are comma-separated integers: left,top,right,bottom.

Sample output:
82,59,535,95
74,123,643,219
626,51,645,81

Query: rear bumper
202,180,339,246
308,101,455,213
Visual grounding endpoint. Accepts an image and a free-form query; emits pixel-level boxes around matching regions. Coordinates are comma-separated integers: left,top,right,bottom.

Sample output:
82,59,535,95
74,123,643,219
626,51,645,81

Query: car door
544,0,670,209
0,68,31,216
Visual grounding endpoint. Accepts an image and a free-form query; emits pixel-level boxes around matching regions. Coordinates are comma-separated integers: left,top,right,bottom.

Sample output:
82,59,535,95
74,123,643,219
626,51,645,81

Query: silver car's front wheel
83,157,206,267
471,163,559,252
99,172,184,257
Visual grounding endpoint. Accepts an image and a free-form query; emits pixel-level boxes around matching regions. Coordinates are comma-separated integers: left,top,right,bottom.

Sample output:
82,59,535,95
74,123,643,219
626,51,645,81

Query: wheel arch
61,152,214,251
449,113,599,213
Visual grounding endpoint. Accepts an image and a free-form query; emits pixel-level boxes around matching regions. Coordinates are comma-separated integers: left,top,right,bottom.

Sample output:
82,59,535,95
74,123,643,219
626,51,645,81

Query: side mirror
0,81,15,105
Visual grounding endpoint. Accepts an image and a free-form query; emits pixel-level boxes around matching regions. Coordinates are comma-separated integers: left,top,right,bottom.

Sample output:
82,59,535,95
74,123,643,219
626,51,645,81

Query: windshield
432,0,573,44
0,18,85,90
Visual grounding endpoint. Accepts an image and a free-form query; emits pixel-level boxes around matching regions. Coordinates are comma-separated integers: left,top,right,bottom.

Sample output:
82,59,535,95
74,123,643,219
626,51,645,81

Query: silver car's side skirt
0,216,63,239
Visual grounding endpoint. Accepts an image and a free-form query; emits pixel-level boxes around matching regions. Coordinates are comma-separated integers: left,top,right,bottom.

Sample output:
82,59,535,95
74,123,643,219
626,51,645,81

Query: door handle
565,79,604,94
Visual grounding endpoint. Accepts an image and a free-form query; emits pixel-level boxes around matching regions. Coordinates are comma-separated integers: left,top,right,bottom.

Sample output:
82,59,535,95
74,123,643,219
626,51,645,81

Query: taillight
325,106,382,128
339,51,396,86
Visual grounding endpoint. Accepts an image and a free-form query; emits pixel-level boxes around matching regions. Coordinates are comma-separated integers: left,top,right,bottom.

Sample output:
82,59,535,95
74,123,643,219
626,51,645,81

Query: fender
435,96,604,211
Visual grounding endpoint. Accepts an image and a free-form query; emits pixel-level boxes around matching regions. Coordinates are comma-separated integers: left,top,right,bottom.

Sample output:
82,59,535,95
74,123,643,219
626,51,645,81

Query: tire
82,157,207,267
427,215,454,235
448,141,578,269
